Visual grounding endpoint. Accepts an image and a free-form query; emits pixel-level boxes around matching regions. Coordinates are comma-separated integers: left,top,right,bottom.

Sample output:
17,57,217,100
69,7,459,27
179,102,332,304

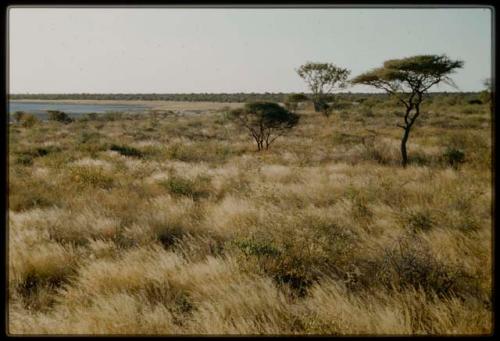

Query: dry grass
7,98,492,335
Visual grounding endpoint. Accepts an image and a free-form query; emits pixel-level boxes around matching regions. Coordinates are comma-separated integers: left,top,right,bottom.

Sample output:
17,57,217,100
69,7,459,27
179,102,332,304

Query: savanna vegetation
8,90,492,335
8,54,492,335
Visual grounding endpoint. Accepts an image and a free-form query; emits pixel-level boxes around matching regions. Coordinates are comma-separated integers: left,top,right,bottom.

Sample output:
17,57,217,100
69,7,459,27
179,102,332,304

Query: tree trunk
254,138,263,151
401,127,411,167
313,100,321,112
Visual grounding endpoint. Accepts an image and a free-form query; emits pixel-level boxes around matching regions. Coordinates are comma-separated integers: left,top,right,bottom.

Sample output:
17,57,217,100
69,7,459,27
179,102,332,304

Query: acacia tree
296,62,350,116
230,102,299,151
351,54,463,167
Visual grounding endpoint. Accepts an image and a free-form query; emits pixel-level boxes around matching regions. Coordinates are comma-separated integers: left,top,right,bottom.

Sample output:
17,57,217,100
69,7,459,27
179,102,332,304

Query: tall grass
8,98,492,335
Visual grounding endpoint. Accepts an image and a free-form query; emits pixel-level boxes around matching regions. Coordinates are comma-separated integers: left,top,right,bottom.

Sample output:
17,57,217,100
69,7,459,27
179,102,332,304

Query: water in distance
8,101,148,121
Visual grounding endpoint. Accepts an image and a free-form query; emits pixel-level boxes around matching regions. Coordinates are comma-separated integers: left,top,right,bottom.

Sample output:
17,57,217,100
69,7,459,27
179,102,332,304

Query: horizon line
9,91,485,95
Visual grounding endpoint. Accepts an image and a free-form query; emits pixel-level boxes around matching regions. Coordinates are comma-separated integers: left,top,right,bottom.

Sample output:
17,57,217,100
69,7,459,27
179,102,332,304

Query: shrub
405,210,434,232
13,111,26,123
154,223,186,249
376,237,479,298
16,154,33,166
13,243,78,311
233,220,357,297
110,144,143,158
17,146,60,161
21,114,39,127
47,110,73,123
32,147,50,157
78,131,102,144
234,237,315,297
83,112,99,121
238,237,341,297
443,147,465,169
13,112,39,127
76,132,107,156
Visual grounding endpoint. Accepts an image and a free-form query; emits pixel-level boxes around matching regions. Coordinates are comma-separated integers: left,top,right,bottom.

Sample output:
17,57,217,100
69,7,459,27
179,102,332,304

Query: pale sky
8,7,493,93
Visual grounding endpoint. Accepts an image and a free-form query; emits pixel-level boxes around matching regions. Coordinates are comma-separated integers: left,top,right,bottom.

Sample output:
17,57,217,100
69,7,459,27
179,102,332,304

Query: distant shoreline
9,99,244,111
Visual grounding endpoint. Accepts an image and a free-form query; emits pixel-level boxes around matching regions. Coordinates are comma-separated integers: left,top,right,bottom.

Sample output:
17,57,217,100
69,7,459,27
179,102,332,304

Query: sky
8,7,493,93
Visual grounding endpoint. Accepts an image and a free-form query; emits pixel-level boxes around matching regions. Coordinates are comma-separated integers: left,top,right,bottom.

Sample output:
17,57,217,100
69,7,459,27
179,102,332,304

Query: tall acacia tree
297,62,350,116
351,55,464,167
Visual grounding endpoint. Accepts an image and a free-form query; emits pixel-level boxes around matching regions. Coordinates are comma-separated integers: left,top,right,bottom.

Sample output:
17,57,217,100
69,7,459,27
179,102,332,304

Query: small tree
351,54,463,167
296,62,350,116
230,102,299,151
284,93,309,112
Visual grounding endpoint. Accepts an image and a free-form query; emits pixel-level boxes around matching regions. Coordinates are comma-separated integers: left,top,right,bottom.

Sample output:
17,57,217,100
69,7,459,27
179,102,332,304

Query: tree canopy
230,102,299,151
351,54,464,166
297,62,350,115
352,55,463,98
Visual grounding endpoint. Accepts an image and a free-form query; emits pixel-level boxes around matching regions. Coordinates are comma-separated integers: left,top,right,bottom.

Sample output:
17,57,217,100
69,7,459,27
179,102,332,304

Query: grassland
7,96,492,335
